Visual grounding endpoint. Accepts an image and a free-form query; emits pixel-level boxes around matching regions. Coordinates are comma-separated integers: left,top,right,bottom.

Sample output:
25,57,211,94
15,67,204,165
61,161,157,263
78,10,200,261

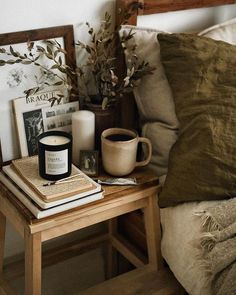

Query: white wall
138,4,236,32
0,0,115,34
1,0,236,258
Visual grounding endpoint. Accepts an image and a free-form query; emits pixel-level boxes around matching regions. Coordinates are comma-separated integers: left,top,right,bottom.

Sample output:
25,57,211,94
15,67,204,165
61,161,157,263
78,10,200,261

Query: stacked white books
0,156,103,219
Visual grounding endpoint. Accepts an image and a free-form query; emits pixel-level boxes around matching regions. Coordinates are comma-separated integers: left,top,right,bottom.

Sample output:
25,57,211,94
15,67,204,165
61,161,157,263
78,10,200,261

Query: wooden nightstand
0,167,183,295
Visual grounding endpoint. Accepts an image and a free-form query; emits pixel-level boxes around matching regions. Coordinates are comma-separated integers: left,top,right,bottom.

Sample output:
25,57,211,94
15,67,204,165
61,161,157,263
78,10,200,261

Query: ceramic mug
101,128,152,176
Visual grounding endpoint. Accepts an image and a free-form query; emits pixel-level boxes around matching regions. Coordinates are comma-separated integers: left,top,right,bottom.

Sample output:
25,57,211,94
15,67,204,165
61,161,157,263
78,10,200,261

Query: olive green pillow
158,33,236,208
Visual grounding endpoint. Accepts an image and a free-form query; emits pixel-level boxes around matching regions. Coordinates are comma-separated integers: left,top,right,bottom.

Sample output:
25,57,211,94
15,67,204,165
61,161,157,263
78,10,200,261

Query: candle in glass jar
38,131,72,181
72,110,95,166
39,135,70,146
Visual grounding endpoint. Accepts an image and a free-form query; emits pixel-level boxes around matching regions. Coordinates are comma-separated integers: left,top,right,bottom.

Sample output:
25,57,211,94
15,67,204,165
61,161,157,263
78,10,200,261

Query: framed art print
0,25,77,164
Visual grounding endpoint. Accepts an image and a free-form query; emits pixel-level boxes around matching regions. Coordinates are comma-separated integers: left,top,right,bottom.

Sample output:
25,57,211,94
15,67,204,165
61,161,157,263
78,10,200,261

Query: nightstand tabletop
0,167,159,232
0,166,161,295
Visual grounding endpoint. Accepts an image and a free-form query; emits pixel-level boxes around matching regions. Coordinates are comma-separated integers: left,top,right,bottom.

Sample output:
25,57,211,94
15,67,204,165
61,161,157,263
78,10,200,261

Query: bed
116,1,236,295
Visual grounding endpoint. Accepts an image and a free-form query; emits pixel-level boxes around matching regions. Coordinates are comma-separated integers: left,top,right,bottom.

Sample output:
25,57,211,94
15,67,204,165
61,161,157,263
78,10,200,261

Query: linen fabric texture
119,18,236,177
119,26,179,176
158,33,236,207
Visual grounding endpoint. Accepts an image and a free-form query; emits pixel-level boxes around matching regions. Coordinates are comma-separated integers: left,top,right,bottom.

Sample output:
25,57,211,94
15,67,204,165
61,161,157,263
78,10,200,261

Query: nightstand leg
0,212,6,275
24,230,42,295
143,193,163,270
106,218,118,279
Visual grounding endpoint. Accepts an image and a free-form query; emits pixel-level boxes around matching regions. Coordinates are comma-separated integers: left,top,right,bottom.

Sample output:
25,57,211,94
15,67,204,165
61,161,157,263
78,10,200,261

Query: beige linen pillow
119,25,179,176
158,33,236,208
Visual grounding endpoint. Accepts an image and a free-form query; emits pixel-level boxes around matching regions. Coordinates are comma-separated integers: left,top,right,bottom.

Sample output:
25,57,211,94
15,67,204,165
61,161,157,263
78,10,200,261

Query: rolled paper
72,110,95,166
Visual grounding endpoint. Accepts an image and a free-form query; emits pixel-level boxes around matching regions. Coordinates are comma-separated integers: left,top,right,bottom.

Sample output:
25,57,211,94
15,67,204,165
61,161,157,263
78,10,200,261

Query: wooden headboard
116,0,236,26
116,0,236,129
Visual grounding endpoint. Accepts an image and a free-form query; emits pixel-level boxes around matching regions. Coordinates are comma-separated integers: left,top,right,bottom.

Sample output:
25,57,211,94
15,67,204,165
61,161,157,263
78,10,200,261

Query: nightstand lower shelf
77,265,185,295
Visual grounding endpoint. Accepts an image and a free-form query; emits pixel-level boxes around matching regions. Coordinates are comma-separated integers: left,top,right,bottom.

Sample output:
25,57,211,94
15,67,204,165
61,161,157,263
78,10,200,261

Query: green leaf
27,41,34,51
24,87,39,97
45,53,53,60
50,98,56,107
44,40,55,46
54,49,59,58
0,48,6,53
51,64,59,69
58,48,67,54
21,60,32,64
55,39,62,48
0,60,6,66
10,46,18,57
6,60,16,64
58,67,67,74
102,97,108,110
85,45,91,54
53,81,63,86
47,46,52,56
58,56,62,66
36,45,45,53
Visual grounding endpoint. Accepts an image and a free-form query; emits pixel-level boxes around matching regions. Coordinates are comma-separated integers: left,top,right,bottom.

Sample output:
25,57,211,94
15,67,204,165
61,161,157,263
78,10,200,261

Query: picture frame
79,150,99,177
0,25,77,164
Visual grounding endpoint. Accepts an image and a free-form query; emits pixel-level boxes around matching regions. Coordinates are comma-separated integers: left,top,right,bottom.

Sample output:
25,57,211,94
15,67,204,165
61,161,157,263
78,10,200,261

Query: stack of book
0,156,103,219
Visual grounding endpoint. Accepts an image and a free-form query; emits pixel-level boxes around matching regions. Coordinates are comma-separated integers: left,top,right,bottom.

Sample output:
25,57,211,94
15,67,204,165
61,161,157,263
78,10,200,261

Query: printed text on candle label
45,150,68,175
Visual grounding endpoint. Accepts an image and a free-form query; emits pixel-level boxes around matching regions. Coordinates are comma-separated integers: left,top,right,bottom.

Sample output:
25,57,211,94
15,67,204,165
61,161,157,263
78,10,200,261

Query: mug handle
135,137,152,167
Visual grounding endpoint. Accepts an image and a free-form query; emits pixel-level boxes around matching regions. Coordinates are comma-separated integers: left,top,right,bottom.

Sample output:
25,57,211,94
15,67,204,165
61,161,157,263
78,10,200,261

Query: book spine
0,172,103,219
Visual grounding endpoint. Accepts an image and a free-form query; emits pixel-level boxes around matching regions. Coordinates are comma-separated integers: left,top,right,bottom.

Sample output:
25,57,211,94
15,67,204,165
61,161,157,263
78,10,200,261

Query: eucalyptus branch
0,4,153,109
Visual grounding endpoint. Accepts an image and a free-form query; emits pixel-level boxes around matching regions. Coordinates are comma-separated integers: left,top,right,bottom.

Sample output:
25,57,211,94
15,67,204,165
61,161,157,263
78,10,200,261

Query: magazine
12,89,66,157
42,101,79,132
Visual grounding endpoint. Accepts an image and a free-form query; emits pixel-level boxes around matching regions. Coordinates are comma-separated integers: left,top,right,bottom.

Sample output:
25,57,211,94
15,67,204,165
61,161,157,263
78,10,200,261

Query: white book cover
2,164,102,209
0,172,103,219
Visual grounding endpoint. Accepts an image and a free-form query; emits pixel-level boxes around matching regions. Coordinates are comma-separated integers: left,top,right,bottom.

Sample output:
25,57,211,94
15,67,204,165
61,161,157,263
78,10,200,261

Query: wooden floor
77,265,185,295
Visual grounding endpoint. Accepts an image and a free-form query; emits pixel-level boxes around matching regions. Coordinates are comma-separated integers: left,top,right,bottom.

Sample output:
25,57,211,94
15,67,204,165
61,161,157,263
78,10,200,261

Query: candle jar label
45,150,68,175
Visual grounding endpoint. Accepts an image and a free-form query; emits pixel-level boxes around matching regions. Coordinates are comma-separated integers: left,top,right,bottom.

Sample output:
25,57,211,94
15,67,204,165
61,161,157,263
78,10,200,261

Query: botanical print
7,68,25,88
0,38,65,162
23,109,44,156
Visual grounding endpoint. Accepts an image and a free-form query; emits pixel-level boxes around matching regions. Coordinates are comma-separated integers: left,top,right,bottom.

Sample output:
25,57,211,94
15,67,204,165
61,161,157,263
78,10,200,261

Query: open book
11,156,100,202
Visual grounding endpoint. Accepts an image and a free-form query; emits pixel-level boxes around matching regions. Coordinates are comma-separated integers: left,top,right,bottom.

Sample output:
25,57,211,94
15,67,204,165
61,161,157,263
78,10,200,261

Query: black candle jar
38,131,72,181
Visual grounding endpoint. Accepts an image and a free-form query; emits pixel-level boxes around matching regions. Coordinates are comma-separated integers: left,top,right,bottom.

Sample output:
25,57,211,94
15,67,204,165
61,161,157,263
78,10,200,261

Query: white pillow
199,17,236,44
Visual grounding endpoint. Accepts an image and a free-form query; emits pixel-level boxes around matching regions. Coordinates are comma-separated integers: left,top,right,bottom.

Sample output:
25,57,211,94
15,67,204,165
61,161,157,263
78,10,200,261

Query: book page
12,156,96,201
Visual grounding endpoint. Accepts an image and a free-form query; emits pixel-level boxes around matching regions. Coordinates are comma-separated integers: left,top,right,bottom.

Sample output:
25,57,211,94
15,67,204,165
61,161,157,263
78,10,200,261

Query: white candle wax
72,110,95,166
39,135,70,145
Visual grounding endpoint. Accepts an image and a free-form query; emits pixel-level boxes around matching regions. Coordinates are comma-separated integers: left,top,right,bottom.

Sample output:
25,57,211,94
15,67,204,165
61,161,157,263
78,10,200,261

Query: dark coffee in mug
101,128,152,176
105,134,134,142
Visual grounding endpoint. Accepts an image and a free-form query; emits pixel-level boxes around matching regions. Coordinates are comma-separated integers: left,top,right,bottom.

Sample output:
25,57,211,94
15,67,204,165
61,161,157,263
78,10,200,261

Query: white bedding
160,200,222,295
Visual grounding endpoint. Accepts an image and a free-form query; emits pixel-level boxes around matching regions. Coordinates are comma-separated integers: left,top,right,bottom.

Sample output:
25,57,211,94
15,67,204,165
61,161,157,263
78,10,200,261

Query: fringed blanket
196,198,236,295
